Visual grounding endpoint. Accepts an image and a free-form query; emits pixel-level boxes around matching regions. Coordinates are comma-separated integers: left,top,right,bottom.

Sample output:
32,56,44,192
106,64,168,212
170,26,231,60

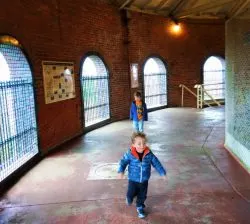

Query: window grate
81,56,110,127
203,71,225,100
0,44,38,181
203,56,225,100
144,58,167,109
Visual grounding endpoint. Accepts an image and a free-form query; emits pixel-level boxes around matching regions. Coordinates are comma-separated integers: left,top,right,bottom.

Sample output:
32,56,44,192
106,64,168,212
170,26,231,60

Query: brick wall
0,0,130,153
127,13,225,107
0,0,225,153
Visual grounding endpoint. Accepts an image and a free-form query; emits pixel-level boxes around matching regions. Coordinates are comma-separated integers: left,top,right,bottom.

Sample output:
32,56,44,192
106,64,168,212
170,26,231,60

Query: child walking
130,91,148,132
118,132,167,219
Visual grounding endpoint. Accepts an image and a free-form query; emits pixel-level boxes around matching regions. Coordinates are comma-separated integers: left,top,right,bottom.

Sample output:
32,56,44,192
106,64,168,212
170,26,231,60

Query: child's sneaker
136,208,146,219
126,197,132,206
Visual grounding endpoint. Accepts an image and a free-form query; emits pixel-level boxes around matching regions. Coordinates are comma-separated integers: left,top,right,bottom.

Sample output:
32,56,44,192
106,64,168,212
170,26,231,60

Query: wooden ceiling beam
124,6,159,16
229,0,250,18
229,0,245,16
155,0,169,11
175,0,234,18
166,0,188,18
170,0,187,14
140,0,153,10
119,0,136,10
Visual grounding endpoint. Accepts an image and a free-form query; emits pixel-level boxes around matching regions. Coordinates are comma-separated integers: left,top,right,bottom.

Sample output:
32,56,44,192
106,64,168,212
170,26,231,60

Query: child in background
118,132,167,219
130,91,148,133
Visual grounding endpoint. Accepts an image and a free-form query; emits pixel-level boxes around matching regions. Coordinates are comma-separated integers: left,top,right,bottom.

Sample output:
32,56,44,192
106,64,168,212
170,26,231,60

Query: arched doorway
0,36,39,181
80,54,110,128
143,57,168,109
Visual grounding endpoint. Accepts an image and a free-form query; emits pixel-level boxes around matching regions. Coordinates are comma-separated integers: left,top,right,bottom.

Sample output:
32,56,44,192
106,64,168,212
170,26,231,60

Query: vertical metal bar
201,86,204,108
4,81,10,174
181,85,184,107
196,86,199,109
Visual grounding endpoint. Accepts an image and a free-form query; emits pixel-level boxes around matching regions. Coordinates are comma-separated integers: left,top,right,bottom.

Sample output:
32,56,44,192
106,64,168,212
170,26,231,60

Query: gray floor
1,106,250,223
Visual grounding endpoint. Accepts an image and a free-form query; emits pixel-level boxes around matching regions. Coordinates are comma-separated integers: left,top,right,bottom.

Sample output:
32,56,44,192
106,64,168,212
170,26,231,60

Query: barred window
0,39,38,181
81,55,110,127
203,56,225,100
143,57,167,109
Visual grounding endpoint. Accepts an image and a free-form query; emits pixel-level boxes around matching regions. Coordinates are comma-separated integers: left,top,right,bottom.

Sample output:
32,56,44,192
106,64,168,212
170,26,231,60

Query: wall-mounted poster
42,61,76,104
130,63,139,88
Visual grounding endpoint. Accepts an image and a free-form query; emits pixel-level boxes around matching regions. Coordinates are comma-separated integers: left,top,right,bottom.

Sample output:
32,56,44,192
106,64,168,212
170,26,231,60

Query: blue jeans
127,180,148,209
133,120,144,132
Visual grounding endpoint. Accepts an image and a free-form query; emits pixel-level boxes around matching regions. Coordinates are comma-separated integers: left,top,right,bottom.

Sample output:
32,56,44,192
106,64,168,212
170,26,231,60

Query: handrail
180,83,224,109
179,84,197,97
203,89,221,106
194,84,224,108
179,84,197,107
201,82,225,86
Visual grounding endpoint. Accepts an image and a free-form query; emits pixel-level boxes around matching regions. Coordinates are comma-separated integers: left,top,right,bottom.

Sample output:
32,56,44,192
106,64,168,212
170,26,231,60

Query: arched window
0,36,38,181
81,54,110,127
203,56,225,100
143,57,167,109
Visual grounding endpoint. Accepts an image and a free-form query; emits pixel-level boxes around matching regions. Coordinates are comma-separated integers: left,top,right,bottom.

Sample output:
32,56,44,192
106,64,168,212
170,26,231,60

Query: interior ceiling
110,0,250,21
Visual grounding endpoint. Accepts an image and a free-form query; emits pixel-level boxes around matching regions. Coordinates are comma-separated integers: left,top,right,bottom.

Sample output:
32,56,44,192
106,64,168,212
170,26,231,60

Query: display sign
42,61,76,104
130,63,139,88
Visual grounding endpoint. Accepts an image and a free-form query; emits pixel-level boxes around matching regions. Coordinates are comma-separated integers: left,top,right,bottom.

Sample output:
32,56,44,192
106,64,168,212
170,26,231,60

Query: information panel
42,61,76,104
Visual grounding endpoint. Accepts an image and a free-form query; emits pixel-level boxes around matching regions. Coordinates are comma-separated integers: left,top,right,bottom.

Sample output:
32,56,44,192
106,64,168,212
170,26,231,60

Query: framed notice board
42,61,76,104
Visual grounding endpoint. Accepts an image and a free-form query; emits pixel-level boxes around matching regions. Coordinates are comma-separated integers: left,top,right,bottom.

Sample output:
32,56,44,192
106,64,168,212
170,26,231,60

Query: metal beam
175,0,234,18
119,0,136,10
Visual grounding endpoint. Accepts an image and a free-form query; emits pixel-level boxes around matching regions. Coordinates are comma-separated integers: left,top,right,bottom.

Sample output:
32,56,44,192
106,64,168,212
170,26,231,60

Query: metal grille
203,57,225,100
143,57,167,109
0,44,38,181
81,55,110,127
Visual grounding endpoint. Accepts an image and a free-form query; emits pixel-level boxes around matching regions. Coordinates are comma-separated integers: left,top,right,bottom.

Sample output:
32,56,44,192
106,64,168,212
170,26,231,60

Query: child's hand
118,173,125,179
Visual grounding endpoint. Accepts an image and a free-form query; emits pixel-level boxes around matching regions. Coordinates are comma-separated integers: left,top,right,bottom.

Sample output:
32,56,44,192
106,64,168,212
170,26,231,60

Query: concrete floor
0,106,250,223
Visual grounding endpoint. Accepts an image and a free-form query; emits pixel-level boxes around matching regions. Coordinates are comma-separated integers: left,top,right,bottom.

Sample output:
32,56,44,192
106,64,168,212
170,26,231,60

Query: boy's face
134,96,141,101
133,137,146,153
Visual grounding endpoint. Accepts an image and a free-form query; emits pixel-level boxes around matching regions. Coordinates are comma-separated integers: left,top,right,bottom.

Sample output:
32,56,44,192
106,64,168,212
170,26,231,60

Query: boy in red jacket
118,132,167,218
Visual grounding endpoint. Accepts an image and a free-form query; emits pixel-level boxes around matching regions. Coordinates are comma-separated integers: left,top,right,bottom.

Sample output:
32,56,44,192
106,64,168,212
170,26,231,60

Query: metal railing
179,83,225,109
179,84,197,107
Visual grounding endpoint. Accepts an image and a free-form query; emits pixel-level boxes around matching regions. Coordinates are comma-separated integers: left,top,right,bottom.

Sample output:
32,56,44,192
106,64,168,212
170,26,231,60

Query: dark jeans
127,180,148,209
